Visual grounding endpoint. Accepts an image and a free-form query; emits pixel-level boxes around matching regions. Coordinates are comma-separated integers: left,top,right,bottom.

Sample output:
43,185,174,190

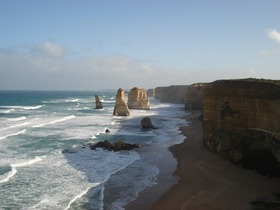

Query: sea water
0,90,187,209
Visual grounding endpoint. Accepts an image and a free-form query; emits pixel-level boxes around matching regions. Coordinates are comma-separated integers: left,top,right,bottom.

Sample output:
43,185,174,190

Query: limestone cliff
185,83,209,110
127,87,150,110
154,85,188,104
95,95,103,109
113,88,130,116
147,89,155,97
202,79,280,176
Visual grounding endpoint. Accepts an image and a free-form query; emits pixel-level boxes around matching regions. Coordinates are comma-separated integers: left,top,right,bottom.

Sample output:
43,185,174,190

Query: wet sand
126,110,280,210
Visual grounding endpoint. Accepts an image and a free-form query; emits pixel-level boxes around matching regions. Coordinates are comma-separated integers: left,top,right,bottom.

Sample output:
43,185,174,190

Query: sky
0,0,280,90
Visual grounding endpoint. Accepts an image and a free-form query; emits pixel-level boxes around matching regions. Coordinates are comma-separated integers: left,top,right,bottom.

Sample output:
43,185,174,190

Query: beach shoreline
126,110,280,210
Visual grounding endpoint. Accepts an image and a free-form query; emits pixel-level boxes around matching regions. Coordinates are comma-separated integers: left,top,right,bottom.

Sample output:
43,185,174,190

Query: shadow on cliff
251,193,280,210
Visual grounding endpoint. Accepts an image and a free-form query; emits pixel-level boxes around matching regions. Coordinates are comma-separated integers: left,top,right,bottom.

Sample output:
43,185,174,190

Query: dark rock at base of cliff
90,140,138,151
241,149,279,176
141,117,157,129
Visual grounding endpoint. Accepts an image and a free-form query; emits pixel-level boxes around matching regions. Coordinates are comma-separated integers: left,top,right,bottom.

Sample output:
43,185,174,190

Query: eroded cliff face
203,79,280,176
154,85,188,104
147,89,155,97
127,87,150,110
185,83,209,110
113,88,130,116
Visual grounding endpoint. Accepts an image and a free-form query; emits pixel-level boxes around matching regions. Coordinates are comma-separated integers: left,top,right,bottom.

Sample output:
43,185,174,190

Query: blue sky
0,0,280,90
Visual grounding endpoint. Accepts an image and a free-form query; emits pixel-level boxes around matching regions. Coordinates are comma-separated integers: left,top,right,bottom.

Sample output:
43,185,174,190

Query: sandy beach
127,110,280,210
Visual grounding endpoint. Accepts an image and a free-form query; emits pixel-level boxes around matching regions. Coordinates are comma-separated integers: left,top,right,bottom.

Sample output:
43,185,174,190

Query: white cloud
267,29,280,44
35,41,66,57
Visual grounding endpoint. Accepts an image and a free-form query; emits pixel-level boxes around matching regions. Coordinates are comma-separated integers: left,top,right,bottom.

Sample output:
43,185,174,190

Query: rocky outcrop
147,89,155,97
154,85,188,104
141,117,157,129
95,95,103,109
202,79,280,176
185,83,209,110
127,87,150,110
113,88,130,116
90,140,138,151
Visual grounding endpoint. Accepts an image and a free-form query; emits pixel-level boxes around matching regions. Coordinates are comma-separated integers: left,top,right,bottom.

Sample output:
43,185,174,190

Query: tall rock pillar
113,88,130,116
95,95,103,109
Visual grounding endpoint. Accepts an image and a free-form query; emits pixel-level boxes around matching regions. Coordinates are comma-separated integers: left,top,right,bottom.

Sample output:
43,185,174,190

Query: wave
0,108,15,114
0,157,42,184
32,115,76,128
0,122,29,131
0,129,26,140
0,105,44,110
102,100,115,103
42,98,80,104
7,116,27,121
63,185,99,210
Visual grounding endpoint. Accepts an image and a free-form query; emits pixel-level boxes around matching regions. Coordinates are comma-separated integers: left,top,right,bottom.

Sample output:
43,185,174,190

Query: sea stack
113,88,130,116
127,87,150,110
95,95,103,109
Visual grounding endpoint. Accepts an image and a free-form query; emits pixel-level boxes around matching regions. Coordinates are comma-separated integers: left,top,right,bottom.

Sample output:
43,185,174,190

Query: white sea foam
32,115,76,128
7,116,27,121
0,129,26,140
0,108,15,114
0,122,29,131
63,185,98,210
68,99,79,102
0,157,42,184
42,98,80,104
0,105,44,110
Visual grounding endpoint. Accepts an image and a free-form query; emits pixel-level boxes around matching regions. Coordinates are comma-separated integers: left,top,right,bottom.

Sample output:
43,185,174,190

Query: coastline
126,110,280,210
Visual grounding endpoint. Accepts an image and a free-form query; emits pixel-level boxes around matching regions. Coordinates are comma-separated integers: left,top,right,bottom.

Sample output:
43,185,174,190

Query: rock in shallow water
141,117,157,129
90,140,138,151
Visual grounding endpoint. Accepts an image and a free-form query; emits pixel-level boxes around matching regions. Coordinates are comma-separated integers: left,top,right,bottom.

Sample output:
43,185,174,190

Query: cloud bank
0,39,273,90
0,43,195,90
34,41,66,57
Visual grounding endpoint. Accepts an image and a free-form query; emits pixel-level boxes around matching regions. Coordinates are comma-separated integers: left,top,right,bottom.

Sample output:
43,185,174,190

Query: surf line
64,184,100,210
0,157,42,184
32,115,76,128
0,129,26,140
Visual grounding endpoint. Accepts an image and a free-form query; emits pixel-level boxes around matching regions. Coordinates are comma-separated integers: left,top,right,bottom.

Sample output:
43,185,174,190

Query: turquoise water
0,90,186,209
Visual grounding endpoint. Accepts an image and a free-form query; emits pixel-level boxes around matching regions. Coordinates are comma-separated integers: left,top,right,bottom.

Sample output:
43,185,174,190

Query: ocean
0,90,187,210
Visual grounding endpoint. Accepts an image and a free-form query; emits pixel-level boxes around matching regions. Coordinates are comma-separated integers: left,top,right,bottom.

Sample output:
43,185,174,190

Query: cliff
113,88,130,116
154,85,188,104
185,83,209,110
127,87,150,110
147,89,155,97
202,79,280,176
